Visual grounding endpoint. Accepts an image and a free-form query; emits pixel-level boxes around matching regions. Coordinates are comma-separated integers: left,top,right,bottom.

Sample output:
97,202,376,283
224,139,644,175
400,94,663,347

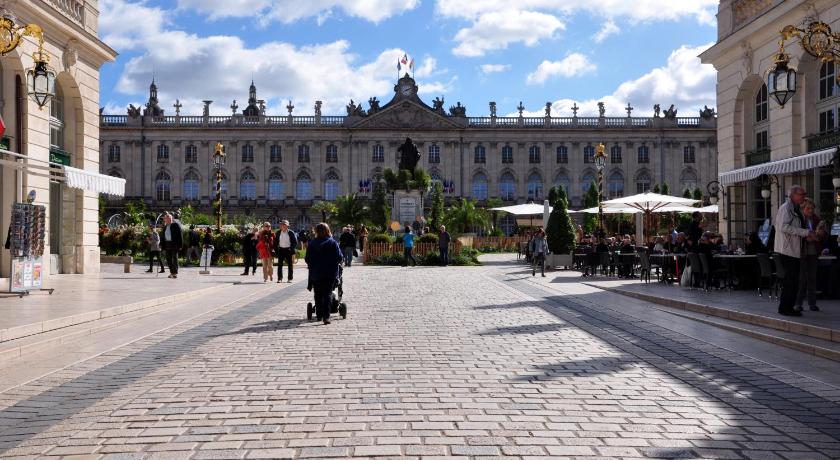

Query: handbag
680,264,692,287
353,248,359,257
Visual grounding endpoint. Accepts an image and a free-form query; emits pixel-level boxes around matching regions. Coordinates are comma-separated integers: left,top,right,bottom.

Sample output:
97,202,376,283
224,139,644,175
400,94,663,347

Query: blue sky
99,0,718,117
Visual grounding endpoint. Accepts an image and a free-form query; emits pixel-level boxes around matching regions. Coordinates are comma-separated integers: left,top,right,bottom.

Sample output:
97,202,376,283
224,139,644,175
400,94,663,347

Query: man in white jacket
774,185,813,316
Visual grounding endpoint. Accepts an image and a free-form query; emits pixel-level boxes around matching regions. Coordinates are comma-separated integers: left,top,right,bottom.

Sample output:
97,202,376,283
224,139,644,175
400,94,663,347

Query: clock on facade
399,82,414,97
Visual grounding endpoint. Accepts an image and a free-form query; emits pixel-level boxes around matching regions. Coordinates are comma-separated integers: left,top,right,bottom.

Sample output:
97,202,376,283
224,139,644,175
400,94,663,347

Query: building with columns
100,74,717,233
701,0,840,244
0,0,117,285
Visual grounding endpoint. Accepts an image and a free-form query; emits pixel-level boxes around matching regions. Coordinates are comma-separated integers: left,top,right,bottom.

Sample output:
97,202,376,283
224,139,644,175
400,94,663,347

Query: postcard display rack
7,203,53,296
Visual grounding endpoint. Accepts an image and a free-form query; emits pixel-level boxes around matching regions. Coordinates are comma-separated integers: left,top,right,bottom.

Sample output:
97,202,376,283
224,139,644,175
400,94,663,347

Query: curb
0,282,235,345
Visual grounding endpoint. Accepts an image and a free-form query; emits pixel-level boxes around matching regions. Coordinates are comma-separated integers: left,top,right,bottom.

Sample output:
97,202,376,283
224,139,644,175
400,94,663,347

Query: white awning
718,147,838,186
63,166,126,196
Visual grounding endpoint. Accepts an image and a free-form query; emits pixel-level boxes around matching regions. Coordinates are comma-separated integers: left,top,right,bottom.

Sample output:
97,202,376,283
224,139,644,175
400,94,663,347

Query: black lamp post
213,142,226,230
594,143,607,235
767,21,840,109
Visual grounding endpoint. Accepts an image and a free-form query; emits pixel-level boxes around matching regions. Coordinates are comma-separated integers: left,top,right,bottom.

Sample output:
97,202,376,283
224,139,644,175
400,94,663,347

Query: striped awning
718,147,838,186
63,166,126,196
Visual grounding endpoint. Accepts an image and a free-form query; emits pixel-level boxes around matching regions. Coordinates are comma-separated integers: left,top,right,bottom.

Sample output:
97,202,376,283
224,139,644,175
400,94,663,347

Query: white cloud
526,53,596,84
99,0,167,51
480,64,510,74
511,43,716,117
100,1,451,116
593,20,620,43
176,0,420,24
452,9,564,57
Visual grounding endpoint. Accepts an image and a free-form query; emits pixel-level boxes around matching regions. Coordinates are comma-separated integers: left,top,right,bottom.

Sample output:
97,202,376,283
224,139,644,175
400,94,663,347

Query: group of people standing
145,213,211,279
240,220,299,283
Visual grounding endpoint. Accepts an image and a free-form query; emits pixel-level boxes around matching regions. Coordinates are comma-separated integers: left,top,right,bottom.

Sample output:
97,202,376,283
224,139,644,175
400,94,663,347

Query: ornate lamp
0,18,55,109
594,143,607,235
213,142,226,230
767,48,796,107
768,20,840,107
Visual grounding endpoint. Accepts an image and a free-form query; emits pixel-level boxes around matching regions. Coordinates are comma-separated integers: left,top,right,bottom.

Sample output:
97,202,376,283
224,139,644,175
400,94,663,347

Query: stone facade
100,75,717,232
701,0,840,242
0,0,116,282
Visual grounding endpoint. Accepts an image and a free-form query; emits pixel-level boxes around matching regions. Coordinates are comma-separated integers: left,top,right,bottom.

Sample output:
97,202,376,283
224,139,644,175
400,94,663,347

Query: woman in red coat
256,222,275,282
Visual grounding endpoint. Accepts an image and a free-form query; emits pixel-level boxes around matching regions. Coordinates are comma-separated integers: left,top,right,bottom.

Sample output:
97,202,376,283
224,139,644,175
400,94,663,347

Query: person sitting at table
745,232,768,255
595,238,609,253
652,236,666,253
618,235,635,277
712,234,730,254
672,233,688,254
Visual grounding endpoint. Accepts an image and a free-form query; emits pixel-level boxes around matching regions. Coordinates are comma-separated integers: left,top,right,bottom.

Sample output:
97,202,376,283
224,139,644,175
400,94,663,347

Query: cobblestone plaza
0,257,838,459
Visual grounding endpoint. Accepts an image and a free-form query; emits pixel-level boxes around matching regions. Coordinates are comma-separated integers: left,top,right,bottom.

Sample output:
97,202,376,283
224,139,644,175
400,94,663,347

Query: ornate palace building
701,0,840,243
99,75,717,232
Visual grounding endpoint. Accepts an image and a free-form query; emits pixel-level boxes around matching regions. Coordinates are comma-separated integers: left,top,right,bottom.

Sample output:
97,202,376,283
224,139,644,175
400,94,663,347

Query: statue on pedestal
397,137,421,172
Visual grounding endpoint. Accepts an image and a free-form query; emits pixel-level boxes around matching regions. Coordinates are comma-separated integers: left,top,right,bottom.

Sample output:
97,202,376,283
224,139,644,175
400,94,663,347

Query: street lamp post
0,17,56,109
594,143,607,237
213,142,226,231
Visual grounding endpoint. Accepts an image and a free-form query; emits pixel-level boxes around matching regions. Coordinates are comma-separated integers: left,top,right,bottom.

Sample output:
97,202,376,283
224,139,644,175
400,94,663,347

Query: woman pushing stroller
305,223,344,325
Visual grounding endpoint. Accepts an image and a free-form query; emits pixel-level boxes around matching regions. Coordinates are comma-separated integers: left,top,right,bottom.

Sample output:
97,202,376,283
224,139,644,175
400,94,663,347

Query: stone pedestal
392,190,423,228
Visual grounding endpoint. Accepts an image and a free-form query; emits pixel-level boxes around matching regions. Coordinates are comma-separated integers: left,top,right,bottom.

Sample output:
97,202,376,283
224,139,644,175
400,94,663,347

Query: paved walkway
0,255,837,458
0,263,298,332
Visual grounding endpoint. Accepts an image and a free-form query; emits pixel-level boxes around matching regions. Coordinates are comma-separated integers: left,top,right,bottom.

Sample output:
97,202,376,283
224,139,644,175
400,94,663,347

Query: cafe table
649,253,686,283
713,254,757,290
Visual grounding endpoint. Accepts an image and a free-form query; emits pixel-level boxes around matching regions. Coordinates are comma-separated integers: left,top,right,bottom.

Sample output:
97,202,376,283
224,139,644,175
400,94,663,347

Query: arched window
818,62,839,133
553,172,570,195
501,145,513,164
108,144,120,163
155,171,171,201
580,171,595,195
157,144,169,162
683,145,696,163
499,172,515,200
583,145,594,163
372,144,384,163
635,171,651,194
528,146,541,164
240,171,256,199
183,170,200,200
324,171,340,200
326,145,338,163
680,169,698,194
241,144,254,163
472,172,488,200
298,145,310,163
270,145,282,162
428,144,440,163
185,145,197,163
610,145,622,163
608,171,624,198
754,83,769,150
296,171,312,200
637,145,650,164
209,173,228,199
474,145,486,164
556,146,568,164
268,171,284,201
526,173,543,200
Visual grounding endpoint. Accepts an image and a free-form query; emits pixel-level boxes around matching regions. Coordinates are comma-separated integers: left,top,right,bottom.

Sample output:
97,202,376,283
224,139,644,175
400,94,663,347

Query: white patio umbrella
698,204,719,213
601,192,700,241
574,206,641,214
490,202,552,229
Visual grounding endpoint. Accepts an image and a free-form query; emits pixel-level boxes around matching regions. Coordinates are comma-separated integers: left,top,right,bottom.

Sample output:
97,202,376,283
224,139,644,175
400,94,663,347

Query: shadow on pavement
210,318,309,337
0,283,306,453
477,322,569,336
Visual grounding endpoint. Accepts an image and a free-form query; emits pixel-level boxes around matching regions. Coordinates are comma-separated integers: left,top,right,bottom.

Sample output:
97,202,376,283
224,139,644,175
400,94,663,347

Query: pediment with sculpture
349,99,465,129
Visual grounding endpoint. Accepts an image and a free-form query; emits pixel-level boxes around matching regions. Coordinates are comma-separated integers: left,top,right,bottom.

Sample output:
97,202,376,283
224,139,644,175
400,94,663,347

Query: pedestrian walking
358,225,368,253
240,227,257,276
305,222,343,325
200,227,214,269
256,222,275,282
402,226,417,266
146,225,165,273
530,227,548,277
274,220,297,283
438,225,451,266
161,213,183,279
186,225,201,266
795,198,824,312
774,185,814,316
339,227,357,267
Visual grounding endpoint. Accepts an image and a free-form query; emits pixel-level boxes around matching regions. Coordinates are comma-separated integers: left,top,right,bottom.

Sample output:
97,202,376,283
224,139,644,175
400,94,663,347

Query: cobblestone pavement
0,255,839,459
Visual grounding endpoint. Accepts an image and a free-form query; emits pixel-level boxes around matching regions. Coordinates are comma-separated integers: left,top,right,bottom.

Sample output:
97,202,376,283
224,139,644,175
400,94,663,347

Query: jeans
532,252,545,276
343,247,354,266
149,250,164,271
313,279,334,319
185,246,200,265
276,248,294,280
166,249,179,275
242,251,256,274
778,254,800,313
795,253,818,308
439,247,449,266
403,247,417,266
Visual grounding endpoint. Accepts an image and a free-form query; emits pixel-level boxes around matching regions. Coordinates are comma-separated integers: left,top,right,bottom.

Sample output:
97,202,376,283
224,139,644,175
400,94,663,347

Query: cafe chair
638,250,652,283
686,253,707,290
700,253,729,290
756,253,774,298
771,253,786,299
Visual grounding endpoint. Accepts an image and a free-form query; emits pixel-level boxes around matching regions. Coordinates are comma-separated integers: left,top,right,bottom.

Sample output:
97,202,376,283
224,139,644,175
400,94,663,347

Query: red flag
400,54,408,65
0,114,6,139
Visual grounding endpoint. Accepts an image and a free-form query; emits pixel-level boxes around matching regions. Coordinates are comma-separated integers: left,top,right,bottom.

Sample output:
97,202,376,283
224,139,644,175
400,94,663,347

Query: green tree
429,181,444,231
311,201,337,223
682,188,692,198
443,198,490,234
661,182,670,196
370,180,390,232
652,183,660,194
583,181,600,234
485,197,504,232
124,200,149,226
333,194,369,227
693,187,703,203
546,186,575,254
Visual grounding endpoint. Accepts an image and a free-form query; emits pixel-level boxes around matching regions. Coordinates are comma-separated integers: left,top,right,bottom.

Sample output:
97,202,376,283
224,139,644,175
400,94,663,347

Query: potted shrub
545,186,576,269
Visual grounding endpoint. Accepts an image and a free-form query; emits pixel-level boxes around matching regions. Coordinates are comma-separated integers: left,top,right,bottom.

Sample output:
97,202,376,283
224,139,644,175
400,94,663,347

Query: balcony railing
806,129,840,152
743,148,771,166
43,0,86,27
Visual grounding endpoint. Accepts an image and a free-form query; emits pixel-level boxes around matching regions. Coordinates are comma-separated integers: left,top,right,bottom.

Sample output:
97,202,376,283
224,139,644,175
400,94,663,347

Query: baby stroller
307,264,347,321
